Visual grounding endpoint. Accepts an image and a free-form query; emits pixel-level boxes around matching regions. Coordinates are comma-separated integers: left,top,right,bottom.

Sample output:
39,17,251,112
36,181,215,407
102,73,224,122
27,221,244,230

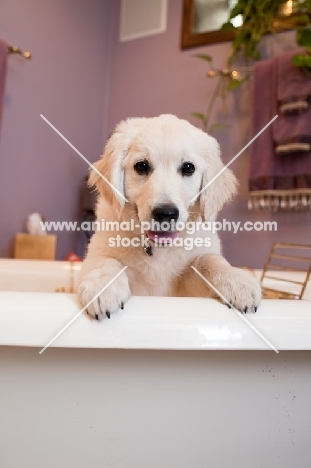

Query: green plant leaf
292,53,311,67
229,4,244,19
290,14,309,25
297,28,311,47
297,0,310,8
191,112,206,121
194,54,213,62
220,22,236,32
227,78,247,91
208,122,231,134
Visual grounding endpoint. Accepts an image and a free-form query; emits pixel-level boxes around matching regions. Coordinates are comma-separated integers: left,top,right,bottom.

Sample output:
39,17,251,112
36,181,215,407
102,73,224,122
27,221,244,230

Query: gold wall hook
8,45,32,59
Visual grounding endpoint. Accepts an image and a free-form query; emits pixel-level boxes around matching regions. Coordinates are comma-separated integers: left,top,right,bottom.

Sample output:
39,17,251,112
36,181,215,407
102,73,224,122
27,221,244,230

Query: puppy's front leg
191,254,261,313
77,258,130,320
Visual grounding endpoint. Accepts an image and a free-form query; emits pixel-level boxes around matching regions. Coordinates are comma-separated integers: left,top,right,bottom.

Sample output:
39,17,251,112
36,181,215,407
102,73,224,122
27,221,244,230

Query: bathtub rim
1,291,311,352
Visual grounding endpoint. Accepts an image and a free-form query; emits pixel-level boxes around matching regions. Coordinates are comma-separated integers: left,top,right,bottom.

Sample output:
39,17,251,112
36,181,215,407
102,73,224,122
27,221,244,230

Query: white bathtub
0,258,311,350
1,259,311,467
1,258,310,299
0,258,81,293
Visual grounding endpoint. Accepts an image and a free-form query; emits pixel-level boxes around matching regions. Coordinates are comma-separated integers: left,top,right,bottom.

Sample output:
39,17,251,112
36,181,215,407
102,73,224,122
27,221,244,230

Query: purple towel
249,59,275,194
276,48,311,113
273,51,311,152
249,55,311,210
273,102,311,154
0,39,8,135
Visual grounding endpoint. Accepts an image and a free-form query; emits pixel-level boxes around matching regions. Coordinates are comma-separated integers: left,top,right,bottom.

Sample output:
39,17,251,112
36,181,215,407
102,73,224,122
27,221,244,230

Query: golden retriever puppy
78,114,261,320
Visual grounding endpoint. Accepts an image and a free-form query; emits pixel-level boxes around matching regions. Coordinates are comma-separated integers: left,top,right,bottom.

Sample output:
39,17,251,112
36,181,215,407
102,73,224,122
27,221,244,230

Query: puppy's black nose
152,204,179,223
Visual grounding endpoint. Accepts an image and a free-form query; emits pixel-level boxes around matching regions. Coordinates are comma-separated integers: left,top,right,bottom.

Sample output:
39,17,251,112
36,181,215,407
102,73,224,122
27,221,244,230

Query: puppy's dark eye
181,162,195,176
134,160,149,175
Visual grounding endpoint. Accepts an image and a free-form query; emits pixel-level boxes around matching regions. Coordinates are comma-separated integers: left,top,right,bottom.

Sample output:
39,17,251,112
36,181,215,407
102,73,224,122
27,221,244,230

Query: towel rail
8,45,32,59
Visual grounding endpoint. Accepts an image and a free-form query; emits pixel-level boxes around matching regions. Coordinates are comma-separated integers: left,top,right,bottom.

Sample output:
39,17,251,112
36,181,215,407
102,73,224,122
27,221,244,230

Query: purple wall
1,0,310,267
106,0,311,268
0,0,112,259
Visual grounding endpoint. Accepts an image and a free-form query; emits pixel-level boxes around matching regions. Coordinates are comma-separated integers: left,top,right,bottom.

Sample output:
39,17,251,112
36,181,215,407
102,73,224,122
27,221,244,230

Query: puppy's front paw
77,263,130,321
213,268,261,313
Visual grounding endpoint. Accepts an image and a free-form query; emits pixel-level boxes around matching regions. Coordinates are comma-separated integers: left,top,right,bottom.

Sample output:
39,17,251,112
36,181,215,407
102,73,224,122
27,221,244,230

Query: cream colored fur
78,114,261,320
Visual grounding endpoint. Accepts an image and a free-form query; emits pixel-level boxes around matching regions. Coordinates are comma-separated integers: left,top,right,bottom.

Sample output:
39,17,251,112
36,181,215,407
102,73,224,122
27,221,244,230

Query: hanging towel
276,49,311,115
274,50,311,154
0,39,8,136
249,53,311,211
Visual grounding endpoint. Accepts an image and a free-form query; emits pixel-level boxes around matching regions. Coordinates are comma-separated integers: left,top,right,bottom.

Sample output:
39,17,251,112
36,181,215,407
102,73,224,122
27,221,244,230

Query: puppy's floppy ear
88,134,126,216
88,118,146,215
200,135,238,220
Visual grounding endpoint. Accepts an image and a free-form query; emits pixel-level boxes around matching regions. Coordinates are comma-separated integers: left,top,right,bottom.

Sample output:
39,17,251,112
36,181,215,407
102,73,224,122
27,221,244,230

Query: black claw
95,314,99,321
106,311,111,319
227,302,232,309
244,306,248,314
120,302,124,310
254,306,257,313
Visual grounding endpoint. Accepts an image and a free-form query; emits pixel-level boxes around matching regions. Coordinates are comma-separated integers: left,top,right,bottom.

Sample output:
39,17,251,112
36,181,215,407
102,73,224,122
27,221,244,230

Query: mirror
192,0,241,34
181,0,303,50
181,0,237,49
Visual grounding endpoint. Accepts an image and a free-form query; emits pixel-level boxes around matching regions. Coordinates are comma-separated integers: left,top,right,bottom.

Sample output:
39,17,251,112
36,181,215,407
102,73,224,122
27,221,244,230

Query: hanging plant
193,0,311,132
192,53,249,133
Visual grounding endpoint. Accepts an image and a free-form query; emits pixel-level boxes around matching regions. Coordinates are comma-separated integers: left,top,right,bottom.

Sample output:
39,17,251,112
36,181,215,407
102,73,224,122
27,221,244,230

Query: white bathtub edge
1,291,311,351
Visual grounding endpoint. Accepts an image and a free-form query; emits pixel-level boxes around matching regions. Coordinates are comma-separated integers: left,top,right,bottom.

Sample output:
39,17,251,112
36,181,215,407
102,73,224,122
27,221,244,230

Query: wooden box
14,233,57,260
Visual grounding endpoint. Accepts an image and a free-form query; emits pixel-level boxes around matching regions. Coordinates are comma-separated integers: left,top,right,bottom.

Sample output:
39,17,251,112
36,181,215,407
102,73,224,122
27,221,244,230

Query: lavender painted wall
107,0,311,268
0,0,112,259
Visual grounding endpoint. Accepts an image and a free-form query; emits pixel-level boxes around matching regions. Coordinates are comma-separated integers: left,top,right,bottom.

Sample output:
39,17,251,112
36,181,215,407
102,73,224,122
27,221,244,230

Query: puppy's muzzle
145,204,180,250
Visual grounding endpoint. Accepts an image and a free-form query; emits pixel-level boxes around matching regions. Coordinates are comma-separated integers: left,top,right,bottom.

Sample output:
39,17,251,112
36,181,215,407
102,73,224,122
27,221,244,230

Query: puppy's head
89,115,237,235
